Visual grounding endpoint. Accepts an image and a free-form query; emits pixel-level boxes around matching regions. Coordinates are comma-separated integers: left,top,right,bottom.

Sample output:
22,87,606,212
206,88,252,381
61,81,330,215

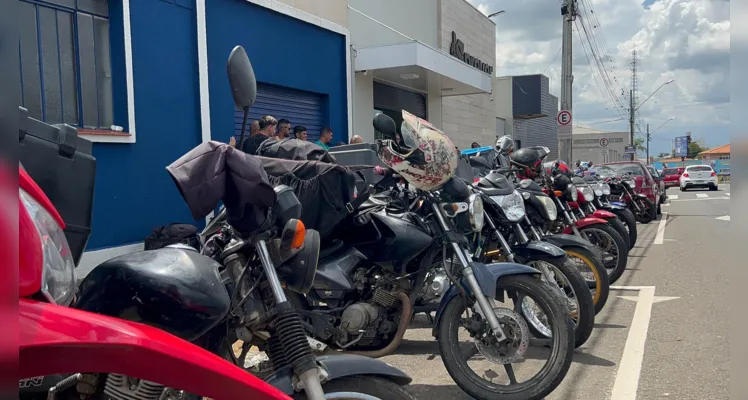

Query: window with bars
19,0,113,130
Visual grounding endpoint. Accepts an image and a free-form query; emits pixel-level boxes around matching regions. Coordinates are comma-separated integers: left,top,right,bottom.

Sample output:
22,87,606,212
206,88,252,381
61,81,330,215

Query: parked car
661,167,685,188
679,164,719,191
596,161,666,213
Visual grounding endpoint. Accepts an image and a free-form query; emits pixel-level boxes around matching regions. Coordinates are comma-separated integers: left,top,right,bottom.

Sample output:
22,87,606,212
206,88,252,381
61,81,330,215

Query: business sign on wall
674,136,688,157
449,31,494,75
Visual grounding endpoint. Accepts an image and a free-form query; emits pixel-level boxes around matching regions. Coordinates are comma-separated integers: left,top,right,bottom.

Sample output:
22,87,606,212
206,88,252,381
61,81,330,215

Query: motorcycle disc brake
474,308,530,364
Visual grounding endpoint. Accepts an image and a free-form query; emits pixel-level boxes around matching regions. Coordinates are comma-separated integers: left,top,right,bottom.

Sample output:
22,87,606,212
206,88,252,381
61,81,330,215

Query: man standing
315,127,333,150
229,120,260,148
243,115,277,155
350,135,363,144
276,119,292,140
294,126,308,141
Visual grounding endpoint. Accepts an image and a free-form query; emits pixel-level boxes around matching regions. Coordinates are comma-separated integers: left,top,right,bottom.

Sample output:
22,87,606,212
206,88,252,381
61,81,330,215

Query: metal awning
354,41,493,96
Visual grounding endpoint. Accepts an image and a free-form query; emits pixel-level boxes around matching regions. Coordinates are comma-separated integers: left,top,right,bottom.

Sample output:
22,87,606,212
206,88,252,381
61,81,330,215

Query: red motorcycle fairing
19,299,291,400
562,217,609,234
592,210,616,219
567,201,579,209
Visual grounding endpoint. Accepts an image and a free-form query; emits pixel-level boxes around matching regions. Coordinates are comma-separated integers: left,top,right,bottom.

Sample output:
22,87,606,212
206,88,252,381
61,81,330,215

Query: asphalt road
380,185,730,400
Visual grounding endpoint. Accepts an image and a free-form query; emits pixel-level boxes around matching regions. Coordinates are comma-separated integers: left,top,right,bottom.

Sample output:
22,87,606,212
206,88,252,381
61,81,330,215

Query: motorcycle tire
632,197,656,224
561,245,610,315
293,376,417,400
606,217,631,252
437,275,574,400
612,208,637,250
521,258,595,348
580,224,628,285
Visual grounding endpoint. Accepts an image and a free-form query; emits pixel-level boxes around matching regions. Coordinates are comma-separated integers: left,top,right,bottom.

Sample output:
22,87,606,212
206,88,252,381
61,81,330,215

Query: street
380,185,731,400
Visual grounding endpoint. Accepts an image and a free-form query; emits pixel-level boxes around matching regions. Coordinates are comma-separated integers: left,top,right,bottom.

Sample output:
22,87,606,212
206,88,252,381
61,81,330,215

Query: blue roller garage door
234,83,324,141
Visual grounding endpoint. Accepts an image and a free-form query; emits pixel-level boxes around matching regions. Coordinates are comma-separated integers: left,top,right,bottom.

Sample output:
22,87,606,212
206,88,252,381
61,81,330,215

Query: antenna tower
630,50,638,113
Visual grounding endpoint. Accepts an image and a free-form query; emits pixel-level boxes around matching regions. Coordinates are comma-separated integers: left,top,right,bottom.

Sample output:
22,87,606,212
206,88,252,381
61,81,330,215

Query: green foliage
688,142,706,158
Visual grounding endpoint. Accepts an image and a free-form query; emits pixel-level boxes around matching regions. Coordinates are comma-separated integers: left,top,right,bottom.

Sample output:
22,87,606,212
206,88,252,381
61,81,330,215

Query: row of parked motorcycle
17,45,654,400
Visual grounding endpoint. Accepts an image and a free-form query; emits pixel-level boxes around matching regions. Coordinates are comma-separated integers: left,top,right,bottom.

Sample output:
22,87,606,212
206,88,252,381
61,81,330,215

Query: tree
687,142,706,158
634,137,646,158
657,152,670,158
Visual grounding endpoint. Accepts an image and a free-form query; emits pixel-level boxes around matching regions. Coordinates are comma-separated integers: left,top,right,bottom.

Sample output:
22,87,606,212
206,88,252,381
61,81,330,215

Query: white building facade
348,0,496,149
571,126,628,165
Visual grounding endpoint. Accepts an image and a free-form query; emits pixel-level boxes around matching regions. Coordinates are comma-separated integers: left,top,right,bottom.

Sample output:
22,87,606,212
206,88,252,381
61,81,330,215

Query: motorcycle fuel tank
356,211,434,272
75,248,231,342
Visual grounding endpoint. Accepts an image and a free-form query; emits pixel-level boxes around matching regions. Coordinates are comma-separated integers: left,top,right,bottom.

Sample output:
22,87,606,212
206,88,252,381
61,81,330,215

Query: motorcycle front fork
255,240,327,400
432,204,508,342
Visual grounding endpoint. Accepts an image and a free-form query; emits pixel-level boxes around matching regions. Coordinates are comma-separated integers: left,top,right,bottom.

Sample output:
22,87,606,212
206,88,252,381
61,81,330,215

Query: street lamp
652,117,676,134
645,117,675,162
636,79,675,111
487,10,505,18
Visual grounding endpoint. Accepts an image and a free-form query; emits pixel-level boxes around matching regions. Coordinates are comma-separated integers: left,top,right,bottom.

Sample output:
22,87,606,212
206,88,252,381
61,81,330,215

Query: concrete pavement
380,185,730,399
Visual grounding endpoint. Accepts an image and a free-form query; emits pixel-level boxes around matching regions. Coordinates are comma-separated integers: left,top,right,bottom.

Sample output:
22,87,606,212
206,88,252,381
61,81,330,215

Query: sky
468,0,730,157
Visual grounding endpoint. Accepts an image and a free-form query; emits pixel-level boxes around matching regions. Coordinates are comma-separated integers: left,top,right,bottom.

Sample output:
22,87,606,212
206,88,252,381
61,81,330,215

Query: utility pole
629,50,638,160
558,0,578,163
646,123,650,162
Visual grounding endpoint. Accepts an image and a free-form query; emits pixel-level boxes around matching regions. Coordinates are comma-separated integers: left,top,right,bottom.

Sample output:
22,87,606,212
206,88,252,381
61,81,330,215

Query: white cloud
470,0,730,153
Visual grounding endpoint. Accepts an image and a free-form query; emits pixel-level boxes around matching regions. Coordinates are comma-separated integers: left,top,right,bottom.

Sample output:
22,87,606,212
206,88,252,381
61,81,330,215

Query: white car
679,165,718,191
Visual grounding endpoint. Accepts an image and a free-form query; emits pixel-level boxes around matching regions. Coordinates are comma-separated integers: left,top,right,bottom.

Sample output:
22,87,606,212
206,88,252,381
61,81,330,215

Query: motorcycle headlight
537,196,558,221
602,183,611,195
468,194,484,232
490,190,526,222
593,184,604,197
624,180,635,189
567,184,578,202
581,186,595,202
20,189,76,306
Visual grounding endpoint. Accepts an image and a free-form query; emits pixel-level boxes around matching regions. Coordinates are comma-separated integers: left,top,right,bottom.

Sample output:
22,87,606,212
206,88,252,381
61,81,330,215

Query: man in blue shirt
315,127,333,150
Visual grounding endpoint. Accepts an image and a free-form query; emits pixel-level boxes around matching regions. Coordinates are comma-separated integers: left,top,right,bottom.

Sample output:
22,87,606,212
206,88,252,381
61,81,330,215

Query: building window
19,0,113,129
719,155,730,160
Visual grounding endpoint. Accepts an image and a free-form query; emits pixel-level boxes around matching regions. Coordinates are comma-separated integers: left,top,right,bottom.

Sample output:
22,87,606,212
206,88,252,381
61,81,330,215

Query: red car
595,161,666,214
661,167,685,188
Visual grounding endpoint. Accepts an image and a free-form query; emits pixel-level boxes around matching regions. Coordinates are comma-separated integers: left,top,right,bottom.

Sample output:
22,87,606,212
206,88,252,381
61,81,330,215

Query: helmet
496,135,514,154
510,146,550,179
377,110,458,191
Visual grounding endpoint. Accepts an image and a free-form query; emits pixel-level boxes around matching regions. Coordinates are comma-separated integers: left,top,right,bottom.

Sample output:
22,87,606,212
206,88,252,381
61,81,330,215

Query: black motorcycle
267,115,575,400
471,170,596,348
594,167,657,224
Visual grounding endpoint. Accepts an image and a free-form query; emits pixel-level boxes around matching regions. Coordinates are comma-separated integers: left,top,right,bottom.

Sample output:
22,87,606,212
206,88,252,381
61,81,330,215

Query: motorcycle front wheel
605,216,631,256
612,208,637,250
579,224,628,285
521,259,595,348
293,377,416,400
562,245,610,314
437,275,574,400
632,197,656,224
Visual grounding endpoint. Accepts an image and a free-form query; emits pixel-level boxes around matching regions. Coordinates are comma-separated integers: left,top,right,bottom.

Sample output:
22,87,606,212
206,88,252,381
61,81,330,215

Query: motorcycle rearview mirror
227,46,257,110
373,113,397,138
227,45,257,148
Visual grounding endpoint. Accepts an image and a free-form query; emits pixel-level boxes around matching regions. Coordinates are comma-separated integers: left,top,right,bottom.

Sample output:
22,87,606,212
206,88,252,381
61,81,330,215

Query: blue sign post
674,136,688,157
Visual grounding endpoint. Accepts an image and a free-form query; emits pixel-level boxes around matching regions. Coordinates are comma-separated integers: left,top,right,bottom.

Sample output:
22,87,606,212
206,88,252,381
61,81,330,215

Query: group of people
229,115,364,155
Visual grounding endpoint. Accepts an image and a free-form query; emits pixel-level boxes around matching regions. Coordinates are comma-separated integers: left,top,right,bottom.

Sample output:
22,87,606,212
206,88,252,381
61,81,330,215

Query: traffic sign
557,110,572,139
599,138,609,147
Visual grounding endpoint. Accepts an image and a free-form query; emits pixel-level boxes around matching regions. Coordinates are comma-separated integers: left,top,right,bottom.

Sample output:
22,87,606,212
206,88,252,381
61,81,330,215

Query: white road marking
617,295,680,304
696,193,709,198
610,286,656,400
669,197,730,202
715,215,730,221
668,195,679,200
654,212,668,245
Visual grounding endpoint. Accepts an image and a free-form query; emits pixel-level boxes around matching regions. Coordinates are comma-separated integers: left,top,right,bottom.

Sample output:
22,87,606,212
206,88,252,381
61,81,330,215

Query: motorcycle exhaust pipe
348,292,412,359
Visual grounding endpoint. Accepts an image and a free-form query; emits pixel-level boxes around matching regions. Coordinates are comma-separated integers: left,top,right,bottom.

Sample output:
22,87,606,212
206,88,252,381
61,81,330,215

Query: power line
543,46,562,74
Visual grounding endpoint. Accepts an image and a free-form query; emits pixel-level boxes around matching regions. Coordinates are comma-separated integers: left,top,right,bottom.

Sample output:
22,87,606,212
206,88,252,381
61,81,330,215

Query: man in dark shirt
242,115,277,155
276,119,292,140
294,125,308,141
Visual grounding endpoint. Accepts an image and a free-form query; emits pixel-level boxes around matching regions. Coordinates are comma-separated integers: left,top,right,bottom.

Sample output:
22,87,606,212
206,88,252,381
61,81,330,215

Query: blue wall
205,0,348,145
88,0,201,249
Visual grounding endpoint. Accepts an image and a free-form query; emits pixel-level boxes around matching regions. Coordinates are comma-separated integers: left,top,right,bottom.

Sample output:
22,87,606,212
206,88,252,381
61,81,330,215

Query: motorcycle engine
419,270,450,303
340,303,383,335
103,374,181,400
